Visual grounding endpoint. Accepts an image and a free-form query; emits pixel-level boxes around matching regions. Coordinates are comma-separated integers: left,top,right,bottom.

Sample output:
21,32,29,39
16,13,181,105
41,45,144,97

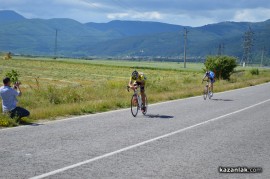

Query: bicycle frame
127,85,147,117
203,79,211,100
127,86,143,108
134,88,143,108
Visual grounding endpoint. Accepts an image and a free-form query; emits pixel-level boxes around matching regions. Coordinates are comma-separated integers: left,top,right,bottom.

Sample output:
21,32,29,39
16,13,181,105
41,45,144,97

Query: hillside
0,10,25,23
0,10,269,64
85,20,184,37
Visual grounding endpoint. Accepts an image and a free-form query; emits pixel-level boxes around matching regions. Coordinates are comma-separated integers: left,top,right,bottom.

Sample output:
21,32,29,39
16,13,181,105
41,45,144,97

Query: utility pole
183,28,189,68
217,43,225,56
261,46,265,67
217,44,222,56
54,29,58,59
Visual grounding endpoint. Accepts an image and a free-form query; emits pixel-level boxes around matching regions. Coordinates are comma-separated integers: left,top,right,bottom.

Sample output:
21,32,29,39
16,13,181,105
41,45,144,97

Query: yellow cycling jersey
130,73,146,83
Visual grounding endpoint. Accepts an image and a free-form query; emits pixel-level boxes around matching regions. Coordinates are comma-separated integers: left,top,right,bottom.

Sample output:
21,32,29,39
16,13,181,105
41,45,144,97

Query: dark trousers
10,107,30,119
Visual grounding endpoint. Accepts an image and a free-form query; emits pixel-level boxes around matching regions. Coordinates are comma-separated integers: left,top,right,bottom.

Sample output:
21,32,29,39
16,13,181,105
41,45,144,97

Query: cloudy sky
1,0,270,26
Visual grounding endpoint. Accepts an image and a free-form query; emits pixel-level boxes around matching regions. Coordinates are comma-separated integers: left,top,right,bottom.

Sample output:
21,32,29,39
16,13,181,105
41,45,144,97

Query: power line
112,0,134,11
80,0,135,13
79,0,102,9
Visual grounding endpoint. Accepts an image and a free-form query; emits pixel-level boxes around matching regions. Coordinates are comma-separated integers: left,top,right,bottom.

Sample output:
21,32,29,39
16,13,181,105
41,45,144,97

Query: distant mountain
86,20,184,37
0,12,112,56
0,10,269,64
198,21,249,36
0,10,25,23
84,20,270,59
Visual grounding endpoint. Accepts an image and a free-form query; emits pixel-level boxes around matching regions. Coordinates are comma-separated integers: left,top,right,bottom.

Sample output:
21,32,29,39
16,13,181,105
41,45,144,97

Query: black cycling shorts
210,78,215,83
135,82,145,92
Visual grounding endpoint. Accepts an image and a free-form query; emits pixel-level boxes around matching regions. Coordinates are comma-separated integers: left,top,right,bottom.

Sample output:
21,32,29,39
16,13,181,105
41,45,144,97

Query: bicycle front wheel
131,94,139,117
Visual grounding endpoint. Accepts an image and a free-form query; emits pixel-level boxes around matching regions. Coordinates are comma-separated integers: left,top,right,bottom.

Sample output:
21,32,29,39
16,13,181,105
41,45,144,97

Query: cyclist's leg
210,78,215,93
140,82,146,107
208,79,214,97
207,79,211,92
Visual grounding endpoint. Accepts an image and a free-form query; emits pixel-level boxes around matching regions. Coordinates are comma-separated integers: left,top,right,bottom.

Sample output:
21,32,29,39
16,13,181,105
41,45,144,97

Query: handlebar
127,85,138,92
202,79,209,84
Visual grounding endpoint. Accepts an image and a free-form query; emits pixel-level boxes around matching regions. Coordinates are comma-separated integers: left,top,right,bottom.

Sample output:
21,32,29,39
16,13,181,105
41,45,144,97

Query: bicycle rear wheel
203,86,208,100
208,91,212,99
131,94,139,117
142,95,148,115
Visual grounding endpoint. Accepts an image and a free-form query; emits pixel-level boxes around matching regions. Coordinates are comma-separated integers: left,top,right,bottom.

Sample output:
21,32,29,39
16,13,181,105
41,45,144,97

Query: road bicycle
202,79,213,100
127,85,148,117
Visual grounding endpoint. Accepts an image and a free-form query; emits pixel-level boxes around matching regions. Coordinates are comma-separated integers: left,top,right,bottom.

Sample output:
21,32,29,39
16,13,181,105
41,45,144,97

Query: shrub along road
0,83,270,178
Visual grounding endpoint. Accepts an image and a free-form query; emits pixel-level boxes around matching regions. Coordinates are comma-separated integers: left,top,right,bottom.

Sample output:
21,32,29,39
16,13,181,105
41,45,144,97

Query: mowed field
0,57,270,126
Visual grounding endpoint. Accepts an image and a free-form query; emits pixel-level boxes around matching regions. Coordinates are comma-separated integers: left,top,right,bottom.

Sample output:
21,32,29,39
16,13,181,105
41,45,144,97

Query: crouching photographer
0,77,30,119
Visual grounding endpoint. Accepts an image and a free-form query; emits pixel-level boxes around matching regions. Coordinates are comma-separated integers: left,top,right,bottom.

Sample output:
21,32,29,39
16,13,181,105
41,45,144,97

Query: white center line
29,98,270,179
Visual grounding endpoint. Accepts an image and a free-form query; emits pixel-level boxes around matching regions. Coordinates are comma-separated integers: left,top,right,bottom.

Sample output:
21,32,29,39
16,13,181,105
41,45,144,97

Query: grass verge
0,57,270,127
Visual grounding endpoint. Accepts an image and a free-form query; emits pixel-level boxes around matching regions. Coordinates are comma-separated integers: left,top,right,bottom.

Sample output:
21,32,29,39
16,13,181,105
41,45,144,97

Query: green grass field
0,57,270,127
15,57,205,71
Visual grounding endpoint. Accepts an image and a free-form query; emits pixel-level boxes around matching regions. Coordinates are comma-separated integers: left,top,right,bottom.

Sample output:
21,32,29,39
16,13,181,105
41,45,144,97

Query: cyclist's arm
128,80,133,87
202,74,207,82
128,78,137,89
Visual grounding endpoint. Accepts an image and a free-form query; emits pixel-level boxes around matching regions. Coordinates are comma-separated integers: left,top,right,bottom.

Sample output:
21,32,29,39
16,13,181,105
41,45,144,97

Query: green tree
204,56,237,80
5,69,20,84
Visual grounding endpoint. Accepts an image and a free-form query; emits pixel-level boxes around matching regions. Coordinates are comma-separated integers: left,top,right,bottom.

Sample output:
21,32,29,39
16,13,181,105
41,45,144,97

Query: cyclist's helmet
131,70,139,80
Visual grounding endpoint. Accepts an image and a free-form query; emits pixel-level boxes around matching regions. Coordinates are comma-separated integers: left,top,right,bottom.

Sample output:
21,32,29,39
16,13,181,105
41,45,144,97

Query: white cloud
161,13,216,26
233,8,270,22
107,13,129,19
60,0,107,10
132,11,162,19
107,11,162,21
0,0,270,26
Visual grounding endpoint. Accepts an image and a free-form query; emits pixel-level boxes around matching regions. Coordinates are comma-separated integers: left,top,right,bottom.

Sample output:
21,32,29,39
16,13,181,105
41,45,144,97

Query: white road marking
29,98,270,179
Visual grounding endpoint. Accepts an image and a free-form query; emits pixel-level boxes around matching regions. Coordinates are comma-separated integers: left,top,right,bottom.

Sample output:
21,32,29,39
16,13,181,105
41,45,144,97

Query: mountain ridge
0,10,269,64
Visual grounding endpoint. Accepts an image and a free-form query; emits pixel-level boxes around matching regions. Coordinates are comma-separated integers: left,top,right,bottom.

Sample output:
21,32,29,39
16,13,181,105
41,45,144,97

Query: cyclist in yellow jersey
128,70,147,111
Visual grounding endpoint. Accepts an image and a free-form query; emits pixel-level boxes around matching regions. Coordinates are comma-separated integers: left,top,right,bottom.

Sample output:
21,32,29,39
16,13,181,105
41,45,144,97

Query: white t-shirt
0,86,19,112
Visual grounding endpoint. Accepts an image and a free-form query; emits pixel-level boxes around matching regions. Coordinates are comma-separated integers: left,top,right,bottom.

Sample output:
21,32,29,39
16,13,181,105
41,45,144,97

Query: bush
204,55,237,80
0,114,18,127
249,68,259,75
5,69,20,83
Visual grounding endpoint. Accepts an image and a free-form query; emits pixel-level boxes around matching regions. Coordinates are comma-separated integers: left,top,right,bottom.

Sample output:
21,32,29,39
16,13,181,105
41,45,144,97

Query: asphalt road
1,83,270,179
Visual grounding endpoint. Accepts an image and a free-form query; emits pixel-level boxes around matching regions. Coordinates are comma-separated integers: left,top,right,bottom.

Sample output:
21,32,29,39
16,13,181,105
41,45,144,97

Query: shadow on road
18,121,44,126
211,98,234,102
145,114,174,119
